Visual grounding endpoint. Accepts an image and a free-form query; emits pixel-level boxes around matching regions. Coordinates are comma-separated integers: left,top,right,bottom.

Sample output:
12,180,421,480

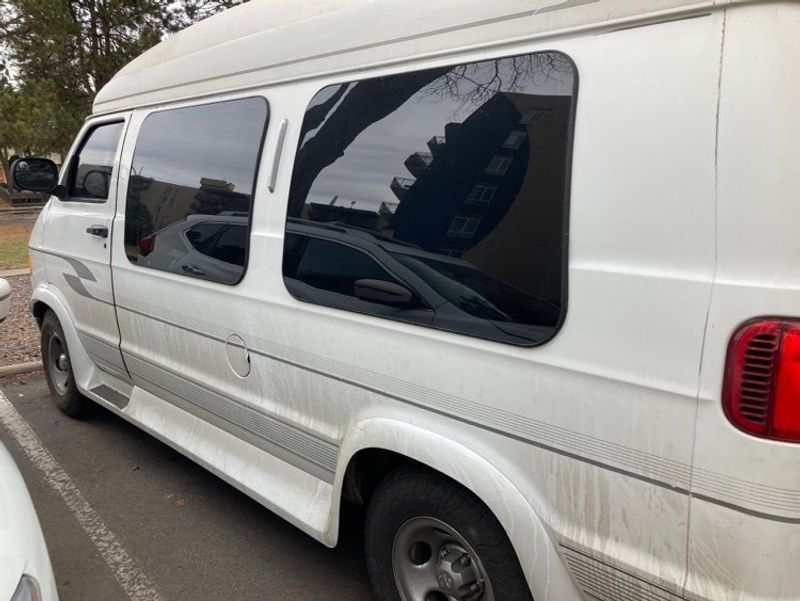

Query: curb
0,207,42,214
0,361,43,378
0,268,30,278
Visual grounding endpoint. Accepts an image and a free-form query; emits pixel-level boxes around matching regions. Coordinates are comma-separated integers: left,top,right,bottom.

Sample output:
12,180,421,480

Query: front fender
30,282,97,394
332,417,582,601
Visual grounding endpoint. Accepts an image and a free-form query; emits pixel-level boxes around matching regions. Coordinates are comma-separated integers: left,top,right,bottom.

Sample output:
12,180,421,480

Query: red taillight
138,234,155,256
724,318,800,442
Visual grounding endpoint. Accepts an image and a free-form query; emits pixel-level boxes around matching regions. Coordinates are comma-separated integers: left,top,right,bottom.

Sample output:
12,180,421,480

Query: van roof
94,0,744,115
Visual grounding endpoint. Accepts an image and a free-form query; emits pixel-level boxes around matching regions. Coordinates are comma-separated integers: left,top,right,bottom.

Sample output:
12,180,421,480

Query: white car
0,444,58,601
0,279,10,323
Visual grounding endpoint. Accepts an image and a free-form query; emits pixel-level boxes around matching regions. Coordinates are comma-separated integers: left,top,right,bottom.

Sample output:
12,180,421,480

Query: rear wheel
365,469,533,601
41,310,94,418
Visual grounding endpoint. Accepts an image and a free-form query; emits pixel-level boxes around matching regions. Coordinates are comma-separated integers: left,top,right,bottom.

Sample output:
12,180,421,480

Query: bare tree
288,68,449,216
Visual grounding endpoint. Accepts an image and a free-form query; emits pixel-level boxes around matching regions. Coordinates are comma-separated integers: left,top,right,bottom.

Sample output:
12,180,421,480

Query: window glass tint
285,234,393,292
285,52,575,345
71,122,124,200
125,98,267,285
186,222,224,252
205,225,247,265
284,231,427,313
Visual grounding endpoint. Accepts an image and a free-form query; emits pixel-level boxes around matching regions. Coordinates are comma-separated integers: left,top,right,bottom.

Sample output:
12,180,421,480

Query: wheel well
341,448,434,506
31,300,50,328
339,448,530,591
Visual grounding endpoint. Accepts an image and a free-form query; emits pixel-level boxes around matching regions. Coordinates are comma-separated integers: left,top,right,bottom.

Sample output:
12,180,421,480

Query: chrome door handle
85,225,108,238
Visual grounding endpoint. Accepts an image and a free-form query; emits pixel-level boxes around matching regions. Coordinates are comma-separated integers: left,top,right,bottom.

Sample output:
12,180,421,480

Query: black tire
40,310,94,418
365,468,533,601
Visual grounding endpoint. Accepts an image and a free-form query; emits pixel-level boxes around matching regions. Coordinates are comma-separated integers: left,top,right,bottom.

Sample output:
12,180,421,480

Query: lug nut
459,554,471,566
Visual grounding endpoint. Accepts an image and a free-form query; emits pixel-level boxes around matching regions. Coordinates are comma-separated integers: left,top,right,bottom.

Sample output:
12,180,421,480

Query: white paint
688,4,800,599
120,384,335,543
0,390,164,601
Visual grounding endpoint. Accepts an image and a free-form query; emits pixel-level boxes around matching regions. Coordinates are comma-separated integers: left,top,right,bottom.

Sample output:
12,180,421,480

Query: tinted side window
125,98,268,285
285,52,576,345
70,122,124,201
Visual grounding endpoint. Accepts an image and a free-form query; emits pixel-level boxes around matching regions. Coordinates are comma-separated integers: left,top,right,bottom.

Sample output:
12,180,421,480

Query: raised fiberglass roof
94,0,742,114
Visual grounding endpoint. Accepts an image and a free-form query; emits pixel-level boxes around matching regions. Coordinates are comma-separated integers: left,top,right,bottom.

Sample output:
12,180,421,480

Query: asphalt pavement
0,375,375,601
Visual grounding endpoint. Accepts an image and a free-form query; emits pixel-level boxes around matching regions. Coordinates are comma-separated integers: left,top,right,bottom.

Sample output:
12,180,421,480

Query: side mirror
9,158,61,196
354,279,413,305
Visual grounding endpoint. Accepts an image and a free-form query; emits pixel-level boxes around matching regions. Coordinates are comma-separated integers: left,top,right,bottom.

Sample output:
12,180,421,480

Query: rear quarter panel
689,4,800,599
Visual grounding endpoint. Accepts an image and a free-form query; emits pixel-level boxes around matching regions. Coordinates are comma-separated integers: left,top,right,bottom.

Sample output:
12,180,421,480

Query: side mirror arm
51,184,67,200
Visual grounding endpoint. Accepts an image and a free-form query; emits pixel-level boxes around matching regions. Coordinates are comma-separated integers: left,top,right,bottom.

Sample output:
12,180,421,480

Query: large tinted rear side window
125,98,268,285
285,52,576,345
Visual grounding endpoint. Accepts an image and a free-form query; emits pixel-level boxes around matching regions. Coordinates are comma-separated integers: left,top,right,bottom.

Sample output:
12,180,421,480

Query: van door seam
109,115,134,379
680,7,728,595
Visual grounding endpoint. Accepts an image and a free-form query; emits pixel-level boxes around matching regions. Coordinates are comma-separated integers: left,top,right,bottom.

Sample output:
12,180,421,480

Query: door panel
110,97,306,471
38,118,129,381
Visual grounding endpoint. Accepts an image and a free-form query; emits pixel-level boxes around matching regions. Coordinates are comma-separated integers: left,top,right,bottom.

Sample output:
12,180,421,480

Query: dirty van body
12,1,800,599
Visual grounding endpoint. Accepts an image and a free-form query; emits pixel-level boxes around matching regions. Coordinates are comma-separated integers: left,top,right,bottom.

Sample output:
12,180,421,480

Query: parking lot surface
0,375,374,601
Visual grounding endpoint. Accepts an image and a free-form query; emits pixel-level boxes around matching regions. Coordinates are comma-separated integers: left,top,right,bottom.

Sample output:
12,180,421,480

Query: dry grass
0,223,33,270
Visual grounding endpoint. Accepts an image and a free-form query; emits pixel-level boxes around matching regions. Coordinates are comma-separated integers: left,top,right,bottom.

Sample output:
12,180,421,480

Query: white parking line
0,388,164,601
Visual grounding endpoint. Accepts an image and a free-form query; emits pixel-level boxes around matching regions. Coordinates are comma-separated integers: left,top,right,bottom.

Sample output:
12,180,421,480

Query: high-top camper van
10,1,800,599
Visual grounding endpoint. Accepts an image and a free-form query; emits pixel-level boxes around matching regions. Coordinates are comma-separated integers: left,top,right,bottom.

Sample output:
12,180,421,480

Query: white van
10,1,800,599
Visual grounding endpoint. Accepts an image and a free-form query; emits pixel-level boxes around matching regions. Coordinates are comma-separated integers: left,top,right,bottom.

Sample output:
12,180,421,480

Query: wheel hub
46,333,70,396
391,516,494,601
434,545,484,600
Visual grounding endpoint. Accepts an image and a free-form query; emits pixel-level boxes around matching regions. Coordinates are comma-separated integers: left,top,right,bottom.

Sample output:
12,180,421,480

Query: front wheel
365,469,533,601
40,310,94,418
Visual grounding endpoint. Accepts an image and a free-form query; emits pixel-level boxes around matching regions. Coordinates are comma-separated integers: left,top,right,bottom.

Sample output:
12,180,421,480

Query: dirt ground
0,274,40,367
